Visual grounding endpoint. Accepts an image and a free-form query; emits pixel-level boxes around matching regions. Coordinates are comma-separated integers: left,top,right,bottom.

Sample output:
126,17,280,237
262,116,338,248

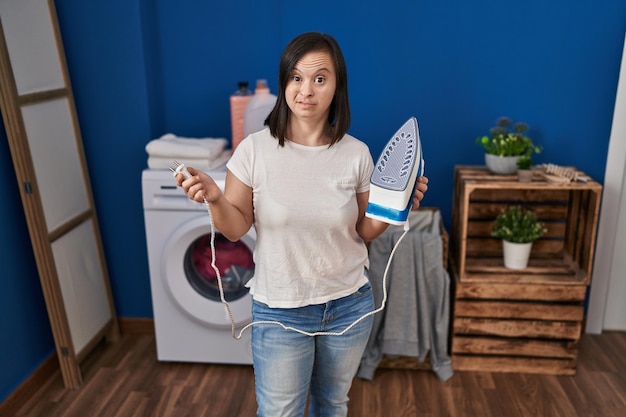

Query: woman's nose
299,79,313,96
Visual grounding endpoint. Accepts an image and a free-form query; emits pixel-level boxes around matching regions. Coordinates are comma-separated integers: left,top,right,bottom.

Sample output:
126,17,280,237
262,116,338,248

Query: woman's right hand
174,166,223,204
175,167,253,242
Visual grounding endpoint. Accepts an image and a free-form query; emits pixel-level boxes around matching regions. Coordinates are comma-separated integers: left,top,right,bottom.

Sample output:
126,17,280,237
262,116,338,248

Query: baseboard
0,353,58,416
118,317,155,334
0,317,154,414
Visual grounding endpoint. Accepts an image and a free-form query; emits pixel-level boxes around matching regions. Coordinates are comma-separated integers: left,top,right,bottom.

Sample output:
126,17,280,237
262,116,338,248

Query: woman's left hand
411,176,429,210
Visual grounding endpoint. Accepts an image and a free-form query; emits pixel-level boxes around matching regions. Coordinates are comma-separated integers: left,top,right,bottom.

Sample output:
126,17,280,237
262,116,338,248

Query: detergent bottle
243,79,277,138
229,81,253,150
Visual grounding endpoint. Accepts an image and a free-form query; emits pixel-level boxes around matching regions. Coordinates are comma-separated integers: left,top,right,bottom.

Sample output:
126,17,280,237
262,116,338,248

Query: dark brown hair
266,32,351,146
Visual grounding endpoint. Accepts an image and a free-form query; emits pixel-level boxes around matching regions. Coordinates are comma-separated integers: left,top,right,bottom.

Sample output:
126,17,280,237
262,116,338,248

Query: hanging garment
358,209,453,381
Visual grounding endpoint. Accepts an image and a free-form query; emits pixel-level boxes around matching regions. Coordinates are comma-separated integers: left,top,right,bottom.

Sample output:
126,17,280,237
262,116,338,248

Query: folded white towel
147,150,232,171
145,133,228,159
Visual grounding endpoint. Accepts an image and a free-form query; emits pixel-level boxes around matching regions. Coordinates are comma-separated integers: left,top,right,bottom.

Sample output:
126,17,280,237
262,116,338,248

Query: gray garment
357,210,454,381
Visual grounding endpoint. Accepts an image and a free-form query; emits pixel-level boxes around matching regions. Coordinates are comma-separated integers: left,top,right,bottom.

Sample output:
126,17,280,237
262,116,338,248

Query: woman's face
285,50,336,124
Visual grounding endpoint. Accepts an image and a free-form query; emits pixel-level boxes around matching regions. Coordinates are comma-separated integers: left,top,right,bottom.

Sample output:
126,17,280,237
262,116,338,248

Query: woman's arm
356,176,429,242
176,167,254,242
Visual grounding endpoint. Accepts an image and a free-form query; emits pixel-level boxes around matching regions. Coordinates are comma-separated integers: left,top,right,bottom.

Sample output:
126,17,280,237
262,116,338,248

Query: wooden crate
379,354,432,371
451,266,585,375
449,166,602,375
451,166,603,285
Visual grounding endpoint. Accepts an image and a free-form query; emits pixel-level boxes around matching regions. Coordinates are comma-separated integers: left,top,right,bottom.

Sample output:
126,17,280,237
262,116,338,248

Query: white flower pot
517,169,534,182
502,240,532,269
485,154,519,175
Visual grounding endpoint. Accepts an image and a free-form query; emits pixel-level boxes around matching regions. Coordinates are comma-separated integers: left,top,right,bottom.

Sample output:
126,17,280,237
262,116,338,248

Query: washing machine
142,168,254,364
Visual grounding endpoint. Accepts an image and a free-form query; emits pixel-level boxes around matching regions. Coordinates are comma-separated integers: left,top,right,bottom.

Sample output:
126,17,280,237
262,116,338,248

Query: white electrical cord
208,199,409,339
173,162,409,339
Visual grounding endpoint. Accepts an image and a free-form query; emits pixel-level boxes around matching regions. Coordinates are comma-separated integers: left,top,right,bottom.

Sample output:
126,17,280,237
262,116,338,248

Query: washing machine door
161,215,255,328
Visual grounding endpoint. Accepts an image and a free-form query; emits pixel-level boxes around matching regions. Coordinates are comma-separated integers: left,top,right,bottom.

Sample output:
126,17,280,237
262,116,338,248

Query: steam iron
365,117,424,225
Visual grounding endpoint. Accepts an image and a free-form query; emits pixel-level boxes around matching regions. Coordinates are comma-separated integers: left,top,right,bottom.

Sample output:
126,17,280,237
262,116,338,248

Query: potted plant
491,205,546,269
516,155,534,182
476,117,541,174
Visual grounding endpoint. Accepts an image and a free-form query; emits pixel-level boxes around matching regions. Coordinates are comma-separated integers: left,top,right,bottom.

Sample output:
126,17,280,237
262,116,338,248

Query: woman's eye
315,76,325,84
292,75,301,82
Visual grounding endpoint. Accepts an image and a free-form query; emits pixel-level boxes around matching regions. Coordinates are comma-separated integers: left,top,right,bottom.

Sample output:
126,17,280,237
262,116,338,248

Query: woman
176,32,428,417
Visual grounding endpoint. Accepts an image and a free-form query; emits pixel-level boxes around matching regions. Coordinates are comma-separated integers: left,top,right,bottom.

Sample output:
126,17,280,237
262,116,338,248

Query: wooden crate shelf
452,166,603,285
449,165,602,375
452,275,586,375
452,356,578,376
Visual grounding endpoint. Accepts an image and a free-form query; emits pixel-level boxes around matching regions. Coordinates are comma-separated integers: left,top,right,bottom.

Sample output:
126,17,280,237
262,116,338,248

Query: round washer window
184,233,254,302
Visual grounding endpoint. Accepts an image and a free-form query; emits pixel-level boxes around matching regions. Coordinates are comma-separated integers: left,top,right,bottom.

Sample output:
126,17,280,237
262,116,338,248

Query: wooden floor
10,331,626,417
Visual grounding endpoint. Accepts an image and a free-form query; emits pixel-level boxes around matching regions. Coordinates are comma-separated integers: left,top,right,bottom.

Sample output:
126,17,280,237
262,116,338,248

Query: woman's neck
286,118,330,146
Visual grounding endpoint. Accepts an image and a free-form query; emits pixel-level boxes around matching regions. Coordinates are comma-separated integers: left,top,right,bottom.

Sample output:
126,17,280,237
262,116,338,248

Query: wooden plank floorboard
8,332,626,417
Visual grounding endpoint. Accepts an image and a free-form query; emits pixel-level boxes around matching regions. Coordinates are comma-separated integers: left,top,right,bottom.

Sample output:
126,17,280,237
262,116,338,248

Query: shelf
449,165,602,375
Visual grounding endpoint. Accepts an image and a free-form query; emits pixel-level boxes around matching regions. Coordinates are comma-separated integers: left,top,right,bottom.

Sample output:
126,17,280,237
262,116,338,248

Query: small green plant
517,155,532,170
477,117,542,157
491,205,546,243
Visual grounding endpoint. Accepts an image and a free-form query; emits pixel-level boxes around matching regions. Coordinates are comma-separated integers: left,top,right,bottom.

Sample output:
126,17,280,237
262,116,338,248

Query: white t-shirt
227,128,374,308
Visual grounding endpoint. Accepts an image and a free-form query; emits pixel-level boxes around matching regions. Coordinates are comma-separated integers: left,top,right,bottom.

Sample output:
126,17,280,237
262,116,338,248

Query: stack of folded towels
145,133,232,171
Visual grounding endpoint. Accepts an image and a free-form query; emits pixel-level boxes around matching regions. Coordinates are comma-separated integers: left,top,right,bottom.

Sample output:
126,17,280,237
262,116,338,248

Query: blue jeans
251,282,374,417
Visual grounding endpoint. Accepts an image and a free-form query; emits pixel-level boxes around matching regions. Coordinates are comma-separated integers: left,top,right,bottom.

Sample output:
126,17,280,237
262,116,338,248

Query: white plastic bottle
230,81,253,150
244,79,277,138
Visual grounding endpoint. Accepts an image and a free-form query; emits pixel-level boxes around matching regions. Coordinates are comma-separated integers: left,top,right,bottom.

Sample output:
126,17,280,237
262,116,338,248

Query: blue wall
0,124,55,402
2,0,625,403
